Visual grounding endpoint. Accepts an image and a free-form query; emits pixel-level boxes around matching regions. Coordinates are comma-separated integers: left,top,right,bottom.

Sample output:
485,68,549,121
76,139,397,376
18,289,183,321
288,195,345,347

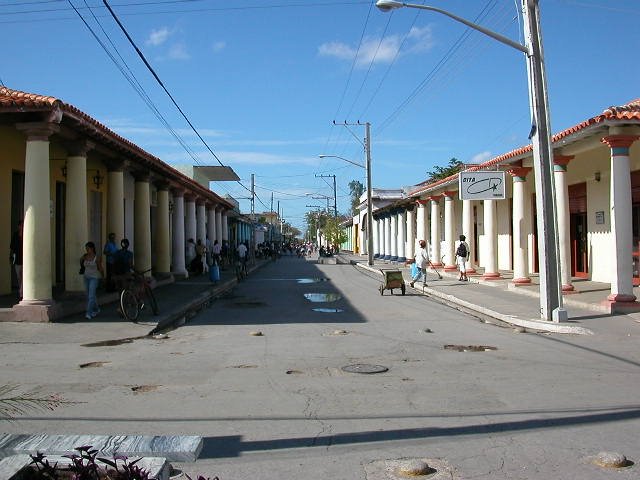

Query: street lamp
375,0,565,322
319,146,374,267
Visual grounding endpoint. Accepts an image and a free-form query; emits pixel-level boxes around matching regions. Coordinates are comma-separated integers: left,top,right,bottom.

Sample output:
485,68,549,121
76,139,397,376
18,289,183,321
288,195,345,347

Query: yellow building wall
0,127,26,295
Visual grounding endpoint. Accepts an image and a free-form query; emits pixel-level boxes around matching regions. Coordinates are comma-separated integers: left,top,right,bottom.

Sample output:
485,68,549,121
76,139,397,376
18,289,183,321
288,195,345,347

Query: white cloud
318,26,433,67
470,151,493,164
146,27,171,46
167,43,190,60
212,41,226,53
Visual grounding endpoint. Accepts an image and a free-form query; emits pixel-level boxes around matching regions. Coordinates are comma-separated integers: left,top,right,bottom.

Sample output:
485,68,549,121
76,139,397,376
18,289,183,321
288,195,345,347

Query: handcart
379,269,406,296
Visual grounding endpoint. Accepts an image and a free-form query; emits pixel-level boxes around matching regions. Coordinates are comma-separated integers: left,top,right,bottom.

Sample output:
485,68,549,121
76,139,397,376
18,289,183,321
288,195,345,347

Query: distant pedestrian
102,232,118,292
9,221,23,301
212,239,221,265
410,240,430,288
81,241,104,319
456,234,470,281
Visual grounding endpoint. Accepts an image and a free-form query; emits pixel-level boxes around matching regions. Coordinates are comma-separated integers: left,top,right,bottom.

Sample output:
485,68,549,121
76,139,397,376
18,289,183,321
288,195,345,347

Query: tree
322,216,348,248
426,157,464,182
348,180,365,217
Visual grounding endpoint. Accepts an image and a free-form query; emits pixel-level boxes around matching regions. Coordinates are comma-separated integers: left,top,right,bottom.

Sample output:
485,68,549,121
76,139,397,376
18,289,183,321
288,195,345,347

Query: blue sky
2,0,639,231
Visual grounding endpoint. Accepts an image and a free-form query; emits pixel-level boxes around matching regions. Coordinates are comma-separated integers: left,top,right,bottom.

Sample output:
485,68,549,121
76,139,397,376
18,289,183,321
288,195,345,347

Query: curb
352,261,594,335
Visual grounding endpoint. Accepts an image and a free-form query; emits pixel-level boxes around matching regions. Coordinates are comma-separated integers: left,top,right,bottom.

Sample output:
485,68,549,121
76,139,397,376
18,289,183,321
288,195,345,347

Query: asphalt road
1,255,639,479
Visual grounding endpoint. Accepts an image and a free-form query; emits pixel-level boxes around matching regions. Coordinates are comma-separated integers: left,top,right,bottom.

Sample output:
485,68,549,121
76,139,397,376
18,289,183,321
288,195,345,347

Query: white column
207,206,216,244
384,215,391,259
15,123,58,314
378,217,384,258
482,199,500,279
416,202,426,253
64,147,89,293
406,207,415,261
390,212,398,260
553,155,574,292
134,177,152,276
171,192,187,277
196,202,206,245
155,186,171,274
509,168,531,284
215,208,223,244
373,217,380,258
107,168,125,243
222,211,229,241
443,191,456,270
185,197,196,244
397,210,406,262
430,196,442,265
603,133,639,303
462,199,476,274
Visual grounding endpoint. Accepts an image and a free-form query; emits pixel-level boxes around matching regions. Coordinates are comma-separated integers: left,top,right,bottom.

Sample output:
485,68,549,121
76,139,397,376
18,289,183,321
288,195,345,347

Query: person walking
102,232,118,292
410,240,430,288
81,241,104,319
211,239,221,266
456,234,470,281
9,221,23,301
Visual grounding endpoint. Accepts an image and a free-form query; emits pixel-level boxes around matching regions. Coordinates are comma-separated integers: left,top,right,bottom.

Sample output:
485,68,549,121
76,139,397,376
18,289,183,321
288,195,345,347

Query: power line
100,0,253,195
67,0,202,165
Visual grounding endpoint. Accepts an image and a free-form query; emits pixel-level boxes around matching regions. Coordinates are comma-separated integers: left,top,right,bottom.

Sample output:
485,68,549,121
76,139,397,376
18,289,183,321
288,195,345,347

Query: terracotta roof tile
409,98,640,197
0,86,60,108
0,86,232,208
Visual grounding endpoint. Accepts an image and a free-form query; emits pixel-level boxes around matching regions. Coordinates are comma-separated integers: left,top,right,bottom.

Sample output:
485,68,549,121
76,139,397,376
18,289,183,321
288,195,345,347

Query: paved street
1,255,639,479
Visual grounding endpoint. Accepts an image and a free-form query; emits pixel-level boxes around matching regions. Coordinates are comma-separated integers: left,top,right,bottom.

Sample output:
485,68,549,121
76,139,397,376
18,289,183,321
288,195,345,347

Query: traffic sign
458,171,506,200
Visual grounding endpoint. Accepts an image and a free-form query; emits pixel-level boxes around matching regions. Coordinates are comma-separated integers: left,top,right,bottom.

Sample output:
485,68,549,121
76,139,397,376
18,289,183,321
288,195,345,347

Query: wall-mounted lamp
595,171,601,182
92,170,104,189
61,162,67,178
168,201,174,213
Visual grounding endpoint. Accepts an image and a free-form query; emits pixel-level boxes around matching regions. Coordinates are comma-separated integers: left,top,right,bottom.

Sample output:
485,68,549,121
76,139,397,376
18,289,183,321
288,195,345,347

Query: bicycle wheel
120,288,140,322
146,286,159,315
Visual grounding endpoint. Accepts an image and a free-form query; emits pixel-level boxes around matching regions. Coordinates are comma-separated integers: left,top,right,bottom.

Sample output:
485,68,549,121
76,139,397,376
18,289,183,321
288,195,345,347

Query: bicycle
119,269,159,322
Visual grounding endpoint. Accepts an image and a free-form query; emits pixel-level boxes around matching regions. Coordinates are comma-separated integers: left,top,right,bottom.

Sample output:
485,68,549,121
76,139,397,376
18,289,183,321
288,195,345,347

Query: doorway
570,212,588,277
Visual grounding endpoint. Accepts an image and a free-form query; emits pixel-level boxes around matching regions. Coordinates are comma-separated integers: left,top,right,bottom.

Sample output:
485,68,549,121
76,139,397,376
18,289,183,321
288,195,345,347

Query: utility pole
365,122,374,266
270,192,274,243
315,174,337,218
330,121,374,265
250,173,255,257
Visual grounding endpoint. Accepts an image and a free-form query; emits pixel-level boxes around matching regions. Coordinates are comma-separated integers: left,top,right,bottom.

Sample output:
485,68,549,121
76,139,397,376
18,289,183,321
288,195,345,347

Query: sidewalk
0,260,266,334
337,252,640,336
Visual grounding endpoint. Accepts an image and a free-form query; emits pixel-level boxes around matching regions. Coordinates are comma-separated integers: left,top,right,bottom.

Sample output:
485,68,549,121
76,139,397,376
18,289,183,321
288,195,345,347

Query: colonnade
369,129,638,307
12,123,230,321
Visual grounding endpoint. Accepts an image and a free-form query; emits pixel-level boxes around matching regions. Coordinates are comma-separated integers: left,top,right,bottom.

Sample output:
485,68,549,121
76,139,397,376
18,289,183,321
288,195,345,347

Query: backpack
456,242,467,258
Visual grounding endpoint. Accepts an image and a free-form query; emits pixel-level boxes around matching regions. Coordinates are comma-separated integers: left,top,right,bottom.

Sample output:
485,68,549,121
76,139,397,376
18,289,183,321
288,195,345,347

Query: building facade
354,99,640,312
0,86,235,322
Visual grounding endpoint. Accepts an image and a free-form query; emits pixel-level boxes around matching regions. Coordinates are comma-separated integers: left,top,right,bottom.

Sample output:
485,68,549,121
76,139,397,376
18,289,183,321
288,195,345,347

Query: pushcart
379,269,406,296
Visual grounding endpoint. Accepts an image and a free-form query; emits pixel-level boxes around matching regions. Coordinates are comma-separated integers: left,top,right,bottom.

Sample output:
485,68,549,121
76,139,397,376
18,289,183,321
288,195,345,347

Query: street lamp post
375,0,565,322
319,127,375,267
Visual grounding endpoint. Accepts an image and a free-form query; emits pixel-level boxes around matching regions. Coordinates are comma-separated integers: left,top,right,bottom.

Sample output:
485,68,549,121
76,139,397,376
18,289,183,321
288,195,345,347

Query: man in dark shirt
112,238,134,290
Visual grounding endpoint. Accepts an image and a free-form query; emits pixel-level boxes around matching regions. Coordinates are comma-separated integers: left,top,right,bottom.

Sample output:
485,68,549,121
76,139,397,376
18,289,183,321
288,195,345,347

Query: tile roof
0,87,59,108
0,86,232,208
409,98,640,197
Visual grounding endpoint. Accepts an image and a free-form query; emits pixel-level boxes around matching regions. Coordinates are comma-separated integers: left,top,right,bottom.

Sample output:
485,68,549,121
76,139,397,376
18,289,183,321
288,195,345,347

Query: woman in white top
410,240,430,287
81,241,104,319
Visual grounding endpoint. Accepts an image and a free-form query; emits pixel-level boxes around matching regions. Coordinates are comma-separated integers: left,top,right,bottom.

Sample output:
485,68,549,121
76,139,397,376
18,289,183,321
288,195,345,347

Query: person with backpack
456,234,470,281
